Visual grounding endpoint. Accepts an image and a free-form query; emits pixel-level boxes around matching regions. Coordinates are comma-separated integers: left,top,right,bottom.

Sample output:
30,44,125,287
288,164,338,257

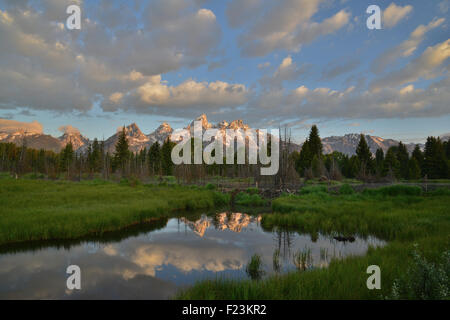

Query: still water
0,213,384,299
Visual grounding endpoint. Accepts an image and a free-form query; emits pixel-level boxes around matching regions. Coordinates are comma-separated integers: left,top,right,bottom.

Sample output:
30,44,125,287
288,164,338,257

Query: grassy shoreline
0,177,229,246
177,187,450,299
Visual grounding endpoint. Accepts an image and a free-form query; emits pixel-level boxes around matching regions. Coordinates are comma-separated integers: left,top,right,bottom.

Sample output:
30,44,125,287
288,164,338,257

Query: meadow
177,185,450,300
0,175,229,245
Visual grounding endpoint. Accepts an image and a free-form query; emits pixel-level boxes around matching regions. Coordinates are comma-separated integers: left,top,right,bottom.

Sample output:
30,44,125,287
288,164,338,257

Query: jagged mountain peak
188,114,213,130
58,131,89,150
228,119,249,130
123,123,144,136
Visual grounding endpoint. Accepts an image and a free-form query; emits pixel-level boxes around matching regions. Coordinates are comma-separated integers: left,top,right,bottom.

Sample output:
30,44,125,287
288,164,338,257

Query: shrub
339,184,354,195
212,192,230,207
390,247,449,300
246,187,259,195
205,183,216,190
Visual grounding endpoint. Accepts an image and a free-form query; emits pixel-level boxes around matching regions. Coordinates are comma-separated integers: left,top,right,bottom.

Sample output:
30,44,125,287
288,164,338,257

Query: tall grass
0,177,228,245
246,254,265,280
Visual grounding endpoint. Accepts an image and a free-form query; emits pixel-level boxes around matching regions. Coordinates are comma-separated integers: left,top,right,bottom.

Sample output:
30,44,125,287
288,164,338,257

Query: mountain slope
320,134,419,156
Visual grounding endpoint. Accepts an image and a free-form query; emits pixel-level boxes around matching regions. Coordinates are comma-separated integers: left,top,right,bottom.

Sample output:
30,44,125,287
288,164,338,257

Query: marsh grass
272,249,281,273
246,254,265,280
293,247,313,271
0,177,227,245
235,192,266,207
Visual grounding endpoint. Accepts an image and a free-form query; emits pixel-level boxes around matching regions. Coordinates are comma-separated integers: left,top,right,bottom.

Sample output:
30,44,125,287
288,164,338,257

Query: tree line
291,125,450,181
1,125,449,183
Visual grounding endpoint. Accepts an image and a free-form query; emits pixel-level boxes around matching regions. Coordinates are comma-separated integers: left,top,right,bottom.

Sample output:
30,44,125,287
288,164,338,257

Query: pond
0,213,385,299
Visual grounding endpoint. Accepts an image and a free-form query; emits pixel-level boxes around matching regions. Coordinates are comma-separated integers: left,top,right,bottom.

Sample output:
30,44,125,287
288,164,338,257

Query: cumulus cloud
102,75,249,117
0,119,43,134
372,18,445,73
58,125,81,135
0,0,222,113
383,3,413,28
246,74,450,126
228,0,351,57
370,39,450,91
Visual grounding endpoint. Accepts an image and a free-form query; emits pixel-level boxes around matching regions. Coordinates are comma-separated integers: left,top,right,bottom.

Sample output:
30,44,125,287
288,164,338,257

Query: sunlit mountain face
181,213,262,237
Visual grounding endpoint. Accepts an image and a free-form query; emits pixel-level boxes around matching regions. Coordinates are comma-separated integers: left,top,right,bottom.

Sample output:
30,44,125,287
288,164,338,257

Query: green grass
0,177,228,245
177,185,450,300
235,191,267,207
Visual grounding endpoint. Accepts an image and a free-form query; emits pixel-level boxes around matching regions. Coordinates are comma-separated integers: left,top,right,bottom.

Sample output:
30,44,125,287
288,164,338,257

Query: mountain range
1,114,446,156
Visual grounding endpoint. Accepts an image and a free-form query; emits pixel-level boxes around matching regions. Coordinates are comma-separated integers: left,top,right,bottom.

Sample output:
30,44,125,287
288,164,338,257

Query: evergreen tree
114,127,130,174
308,125,323,158
356,134,372,176
296,139,312,176
412,145,424,171
396,142,409,179
384,147,400,178
88,138,101,172
408,157,421,180
375,148,384,175
60,142,74,174
148,141,161,175
443,140,450,159
423,137,448,179
161,138,176,176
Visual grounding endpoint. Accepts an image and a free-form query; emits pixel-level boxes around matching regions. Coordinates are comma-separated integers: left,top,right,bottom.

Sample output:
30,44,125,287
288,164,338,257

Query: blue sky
0,0,449,143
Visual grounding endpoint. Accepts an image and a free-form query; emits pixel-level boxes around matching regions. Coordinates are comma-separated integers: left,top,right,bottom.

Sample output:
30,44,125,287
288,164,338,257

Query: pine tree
384,147,399,178
412,145,424,171
296,139,312,176
375,148,384,176
308,125,323,158
148,141,161,175
408,157,421,180
114,127,130,174
396,142,409,179
161,138,176,176
60,142,74,175
356,134,372,177
422,137,448,179
443,140,450,159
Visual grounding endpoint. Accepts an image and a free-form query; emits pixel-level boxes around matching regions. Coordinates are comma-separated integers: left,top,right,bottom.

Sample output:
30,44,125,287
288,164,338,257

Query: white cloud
372,18,445,73
58,125,81,135
370,39,450,91
247,74,450,124
229,0,351,56
0,0,222,114
103,76,249,116
383,3,413,28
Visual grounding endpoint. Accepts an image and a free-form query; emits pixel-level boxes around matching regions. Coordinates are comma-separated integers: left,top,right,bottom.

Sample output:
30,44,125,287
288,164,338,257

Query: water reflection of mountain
180,213,262,237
